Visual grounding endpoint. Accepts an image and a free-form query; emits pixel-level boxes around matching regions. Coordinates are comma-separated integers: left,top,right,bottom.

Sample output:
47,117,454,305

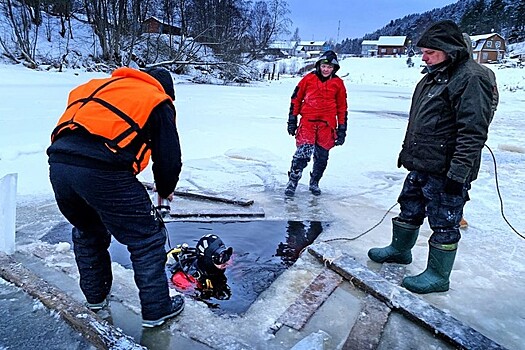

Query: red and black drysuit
287,51,348,190
168,236,232,301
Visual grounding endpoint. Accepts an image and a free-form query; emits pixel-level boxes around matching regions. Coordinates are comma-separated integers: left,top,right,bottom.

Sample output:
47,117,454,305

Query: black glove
444,177,463,195
287,115,298,136
335,125,346,146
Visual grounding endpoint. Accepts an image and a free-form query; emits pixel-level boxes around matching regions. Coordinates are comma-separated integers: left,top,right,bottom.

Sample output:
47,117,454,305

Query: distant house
266,40,298,57
510,51,525,63
297,41,328,58
142,17,181,36
469,33,506,63
361,40,378,56
376,36,407,57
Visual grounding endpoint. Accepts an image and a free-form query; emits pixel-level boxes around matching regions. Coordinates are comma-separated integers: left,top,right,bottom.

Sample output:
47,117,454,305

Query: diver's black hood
416,20,469,65
195,234,232,276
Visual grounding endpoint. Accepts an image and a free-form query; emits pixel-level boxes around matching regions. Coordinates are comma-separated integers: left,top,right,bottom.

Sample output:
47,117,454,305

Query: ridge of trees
337,0,525,55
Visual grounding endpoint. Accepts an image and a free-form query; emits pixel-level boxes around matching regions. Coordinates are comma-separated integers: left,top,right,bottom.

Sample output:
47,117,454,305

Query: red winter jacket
290,72,348,150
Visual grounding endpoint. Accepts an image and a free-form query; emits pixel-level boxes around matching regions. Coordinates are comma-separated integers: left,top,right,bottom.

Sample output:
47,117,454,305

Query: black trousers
290,144,329,179
49,162,171,320
397,171,470,244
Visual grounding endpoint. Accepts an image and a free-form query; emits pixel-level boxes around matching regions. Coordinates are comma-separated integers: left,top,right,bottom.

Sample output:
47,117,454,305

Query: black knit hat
144,67,175,100
316,50,340,73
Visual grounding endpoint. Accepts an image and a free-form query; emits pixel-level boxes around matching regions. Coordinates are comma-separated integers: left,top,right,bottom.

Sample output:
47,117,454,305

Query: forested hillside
337,0,525,54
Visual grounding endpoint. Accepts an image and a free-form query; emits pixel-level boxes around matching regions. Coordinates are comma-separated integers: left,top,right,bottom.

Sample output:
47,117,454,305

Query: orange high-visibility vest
51,67,172,174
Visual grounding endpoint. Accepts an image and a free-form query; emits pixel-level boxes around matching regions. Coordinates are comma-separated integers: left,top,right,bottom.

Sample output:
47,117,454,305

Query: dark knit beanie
145,67,175,100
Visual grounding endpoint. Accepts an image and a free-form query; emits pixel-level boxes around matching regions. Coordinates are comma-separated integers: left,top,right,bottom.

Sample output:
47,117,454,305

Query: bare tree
83,0,138,63
0,0,40,66
184,0,250,57
246,0,290,59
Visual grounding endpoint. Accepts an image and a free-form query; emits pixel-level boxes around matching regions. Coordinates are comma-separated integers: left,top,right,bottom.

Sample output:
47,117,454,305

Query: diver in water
167,234,233,301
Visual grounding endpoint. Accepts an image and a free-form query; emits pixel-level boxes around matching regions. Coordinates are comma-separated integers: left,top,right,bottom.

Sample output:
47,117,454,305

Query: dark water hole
42,220,327,315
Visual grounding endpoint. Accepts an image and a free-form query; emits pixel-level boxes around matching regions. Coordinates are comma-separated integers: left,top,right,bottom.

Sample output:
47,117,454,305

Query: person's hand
214,284,232,300
335,126,346,146
287,115,297,136
444,177,463,195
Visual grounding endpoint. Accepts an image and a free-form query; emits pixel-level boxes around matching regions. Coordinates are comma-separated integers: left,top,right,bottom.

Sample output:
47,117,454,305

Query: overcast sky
287,0,459,41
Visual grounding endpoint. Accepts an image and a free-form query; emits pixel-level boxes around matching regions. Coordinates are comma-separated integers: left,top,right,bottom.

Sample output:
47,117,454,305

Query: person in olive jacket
368,20,493,294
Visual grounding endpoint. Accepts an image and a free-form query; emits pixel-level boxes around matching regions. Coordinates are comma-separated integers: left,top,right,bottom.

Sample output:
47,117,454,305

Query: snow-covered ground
1,56,525,349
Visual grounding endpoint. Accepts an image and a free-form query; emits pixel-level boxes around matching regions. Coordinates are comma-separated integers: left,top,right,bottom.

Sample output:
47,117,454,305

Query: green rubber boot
402,242,458,294
368,218,419,264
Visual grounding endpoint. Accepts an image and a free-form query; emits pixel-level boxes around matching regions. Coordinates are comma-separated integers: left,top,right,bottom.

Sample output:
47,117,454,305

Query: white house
361,40,378,56
296,41,328,58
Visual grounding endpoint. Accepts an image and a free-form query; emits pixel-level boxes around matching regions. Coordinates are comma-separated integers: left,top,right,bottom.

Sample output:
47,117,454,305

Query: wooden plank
308,243,508,350
343,264,406,350
168,208,265,219
173,190,254,207
273,268,342,332
0,252,145,350
142,182,254,206
343,294,391,350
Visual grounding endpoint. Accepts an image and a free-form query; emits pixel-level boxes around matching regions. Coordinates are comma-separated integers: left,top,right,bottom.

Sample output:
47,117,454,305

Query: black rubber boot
285,171,302,197
309,172,321,196
402,242,458,294
368,218,420,264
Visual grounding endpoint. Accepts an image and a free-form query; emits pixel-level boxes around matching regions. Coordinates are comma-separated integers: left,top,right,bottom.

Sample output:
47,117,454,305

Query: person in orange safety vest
47,66,184,328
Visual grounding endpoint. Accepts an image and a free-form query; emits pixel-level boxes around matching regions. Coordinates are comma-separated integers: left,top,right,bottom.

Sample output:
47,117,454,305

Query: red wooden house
469,33,505,63
376,36,407,57
142,17,181,36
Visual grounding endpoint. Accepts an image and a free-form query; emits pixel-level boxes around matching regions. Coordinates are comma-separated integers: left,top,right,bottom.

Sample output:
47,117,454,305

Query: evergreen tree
486,0,506,33
460,0,487,35
290,27,300,42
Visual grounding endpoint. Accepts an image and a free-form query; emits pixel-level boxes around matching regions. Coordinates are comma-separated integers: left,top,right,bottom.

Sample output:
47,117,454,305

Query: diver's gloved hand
214,284,232,300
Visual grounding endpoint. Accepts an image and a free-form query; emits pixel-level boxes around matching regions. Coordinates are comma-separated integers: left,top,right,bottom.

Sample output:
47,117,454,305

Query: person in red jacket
285,50,348,196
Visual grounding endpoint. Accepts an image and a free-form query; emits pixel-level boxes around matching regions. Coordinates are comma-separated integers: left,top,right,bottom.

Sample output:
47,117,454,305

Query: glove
444,177,463,195
287,115,297,136
334,125,346,146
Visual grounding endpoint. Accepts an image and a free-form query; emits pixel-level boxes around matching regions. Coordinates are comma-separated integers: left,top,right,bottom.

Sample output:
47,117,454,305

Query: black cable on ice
484,144,524,239
322,202,399,242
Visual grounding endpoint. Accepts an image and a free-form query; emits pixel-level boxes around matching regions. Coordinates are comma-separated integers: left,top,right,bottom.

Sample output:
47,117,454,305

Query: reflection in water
276,221,323,267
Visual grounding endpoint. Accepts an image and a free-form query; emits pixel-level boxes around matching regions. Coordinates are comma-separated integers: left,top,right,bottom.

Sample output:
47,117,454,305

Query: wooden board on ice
167,207,265,219
272,268,342,332
142,182,254,206
308,242,508,350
